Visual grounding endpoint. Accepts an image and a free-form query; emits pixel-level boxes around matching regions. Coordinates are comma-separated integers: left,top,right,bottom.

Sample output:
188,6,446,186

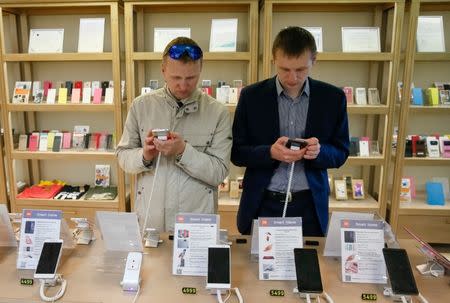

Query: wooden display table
0,234,448,302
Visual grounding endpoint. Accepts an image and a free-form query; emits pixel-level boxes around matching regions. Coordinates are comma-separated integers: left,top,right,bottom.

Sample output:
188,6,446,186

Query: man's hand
143,131,158,161
303,137,320,160
153,131,186,157
270,136,306,163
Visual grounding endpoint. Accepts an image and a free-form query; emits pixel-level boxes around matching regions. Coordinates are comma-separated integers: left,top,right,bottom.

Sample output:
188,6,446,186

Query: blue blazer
231,76,349,234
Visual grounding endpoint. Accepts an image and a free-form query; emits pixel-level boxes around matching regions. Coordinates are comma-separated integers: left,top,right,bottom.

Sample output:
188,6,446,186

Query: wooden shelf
316,52,393,61
346,156,384,165
329,194,379,212
409,105,450,113
218,196,240,212
347,104,389,114
399,195,450,216
226,104,236,112
7,103,116,112
414,52,450,62
218,194,380,213
403,157,450,166
271,2,397,13
3,52,113,62
129,2,250,14
0,1,116,16
15,198,119,209
11,150,116,160
132,51,251,61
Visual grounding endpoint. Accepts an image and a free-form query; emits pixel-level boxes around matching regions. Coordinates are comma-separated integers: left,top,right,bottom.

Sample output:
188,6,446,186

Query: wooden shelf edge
409,105,450,113
346,156,384,165
3,52,113,62
7,103,116,112
12,150,116,160
15,199,119,209
317,52,392,61
403,157,450,166
347,104,389,114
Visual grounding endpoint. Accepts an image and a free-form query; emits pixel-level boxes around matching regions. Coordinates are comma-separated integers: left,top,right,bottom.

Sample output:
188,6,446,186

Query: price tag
20,278,34,286
269,289,285,297
361,293,377,301
182,287,197,295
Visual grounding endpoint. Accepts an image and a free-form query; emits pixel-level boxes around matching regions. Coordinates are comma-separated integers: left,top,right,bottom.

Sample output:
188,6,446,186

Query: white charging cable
305,293,312,303
39,275,67,302
322,292,334,303
417,293,429,303
282,161,295,218
141,152,162,239
131,285,141,303
216,288,243,303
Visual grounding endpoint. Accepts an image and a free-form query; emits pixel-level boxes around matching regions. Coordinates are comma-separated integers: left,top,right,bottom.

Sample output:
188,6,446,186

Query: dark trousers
257,190,324,237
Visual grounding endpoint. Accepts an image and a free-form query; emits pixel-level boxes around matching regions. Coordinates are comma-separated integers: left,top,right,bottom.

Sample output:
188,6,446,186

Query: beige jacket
116,86,232,232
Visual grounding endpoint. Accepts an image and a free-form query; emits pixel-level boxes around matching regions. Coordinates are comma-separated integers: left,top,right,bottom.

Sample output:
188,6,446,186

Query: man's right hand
270,136,306,163
143,131,158,161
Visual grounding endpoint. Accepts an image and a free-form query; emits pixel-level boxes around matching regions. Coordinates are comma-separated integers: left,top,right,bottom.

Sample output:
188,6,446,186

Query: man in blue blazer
231,27,349,236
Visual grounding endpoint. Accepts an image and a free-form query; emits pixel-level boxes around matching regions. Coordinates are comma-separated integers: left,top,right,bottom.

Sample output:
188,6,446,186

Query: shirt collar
275,76,310,98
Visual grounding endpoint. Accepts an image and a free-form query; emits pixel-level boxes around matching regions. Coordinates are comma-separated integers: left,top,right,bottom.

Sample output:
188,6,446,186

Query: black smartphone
34,239,64,279
382,248,418,296
294,248,323,294
206,245,231,289
286,138,308,150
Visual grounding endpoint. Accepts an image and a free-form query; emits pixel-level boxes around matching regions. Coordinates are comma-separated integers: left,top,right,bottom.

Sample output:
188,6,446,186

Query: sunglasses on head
167,44,203,60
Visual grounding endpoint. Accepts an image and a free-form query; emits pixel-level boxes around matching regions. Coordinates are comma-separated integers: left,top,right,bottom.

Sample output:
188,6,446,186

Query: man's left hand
303,137,320,160
154,131,186,157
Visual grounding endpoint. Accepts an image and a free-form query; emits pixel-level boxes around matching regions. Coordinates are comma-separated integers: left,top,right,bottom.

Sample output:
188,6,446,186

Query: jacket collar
163,85,200,116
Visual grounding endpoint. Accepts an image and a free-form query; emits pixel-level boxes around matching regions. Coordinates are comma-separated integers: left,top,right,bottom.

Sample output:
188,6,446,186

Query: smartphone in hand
286,138,308,150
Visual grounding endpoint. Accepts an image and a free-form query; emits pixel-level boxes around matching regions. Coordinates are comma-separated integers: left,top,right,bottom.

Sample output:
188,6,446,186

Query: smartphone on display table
382,248,419,296
294,248,323,294
34,239,64,279
206,245,231,290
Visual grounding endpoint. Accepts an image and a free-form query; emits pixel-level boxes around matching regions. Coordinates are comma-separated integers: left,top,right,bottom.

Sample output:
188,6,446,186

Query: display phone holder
416,258,445,277
8,212,22,242
219,229,231,245
119,252,143,303
0,205,17,247
71,217,95,245
211,288,243,303
144,228,161,247
120,251,142,292
292,289,334,303
35,240,66,302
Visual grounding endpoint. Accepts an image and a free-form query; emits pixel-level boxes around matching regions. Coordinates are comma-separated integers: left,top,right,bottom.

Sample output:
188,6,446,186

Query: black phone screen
294,248,323,293
383,248,418,295
36,242,63,274
207,247,230,284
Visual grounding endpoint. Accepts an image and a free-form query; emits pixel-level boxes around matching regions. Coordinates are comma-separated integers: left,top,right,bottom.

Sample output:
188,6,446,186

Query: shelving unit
0,0,126,220
0,45,8,205
123,0,259,226
389,0,450,243
261,0,404,217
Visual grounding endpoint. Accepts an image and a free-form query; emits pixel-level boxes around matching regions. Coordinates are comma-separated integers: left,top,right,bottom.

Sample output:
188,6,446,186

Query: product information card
17,209,62,269
340,219,386,284
258,217,303,280
172,213,219,276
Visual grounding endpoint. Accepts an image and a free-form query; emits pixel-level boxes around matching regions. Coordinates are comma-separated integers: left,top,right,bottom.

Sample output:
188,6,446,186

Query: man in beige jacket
116,37,232,232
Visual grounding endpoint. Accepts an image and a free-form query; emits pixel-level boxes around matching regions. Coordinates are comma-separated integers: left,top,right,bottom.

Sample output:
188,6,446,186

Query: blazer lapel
304,77,316,138
265,76,280,141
